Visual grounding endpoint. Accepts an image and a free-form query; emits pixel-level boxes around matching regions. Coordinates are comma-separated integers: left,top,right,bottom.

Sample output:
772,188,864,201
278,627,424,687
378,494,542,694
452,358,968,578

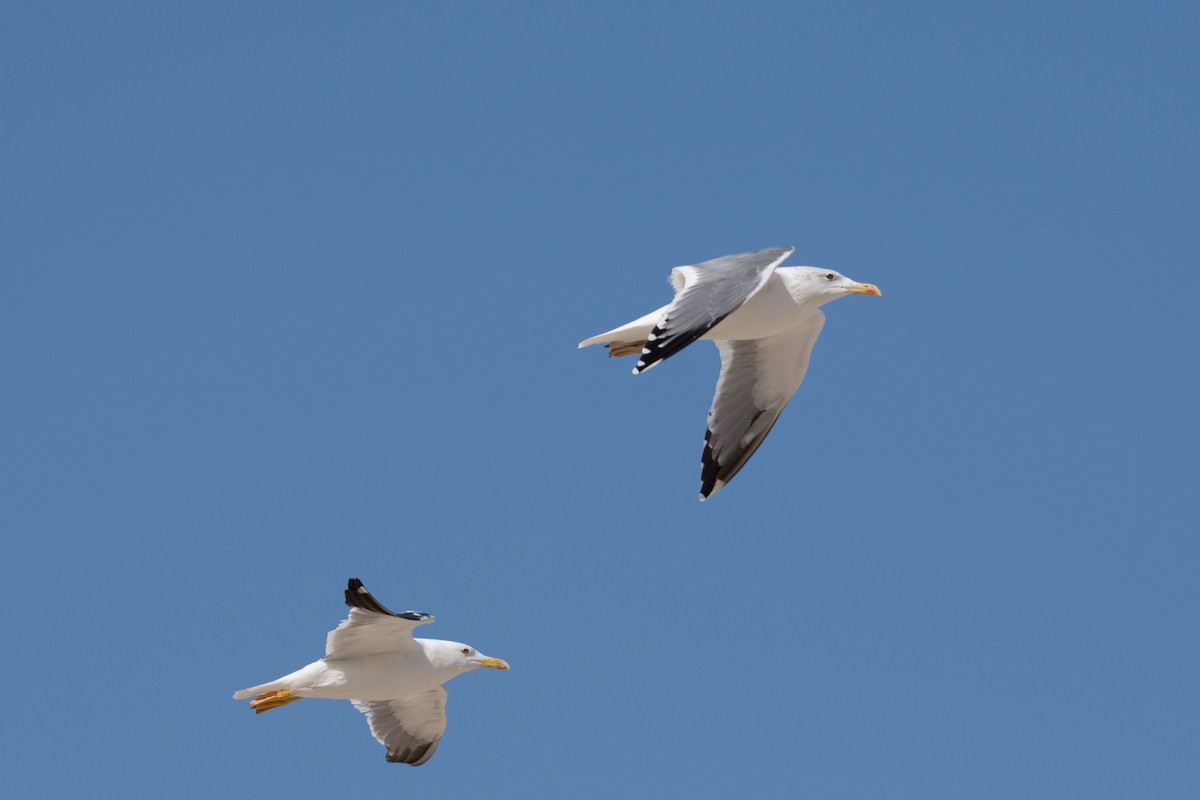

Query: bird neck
779,269,834,309
416,639,470,682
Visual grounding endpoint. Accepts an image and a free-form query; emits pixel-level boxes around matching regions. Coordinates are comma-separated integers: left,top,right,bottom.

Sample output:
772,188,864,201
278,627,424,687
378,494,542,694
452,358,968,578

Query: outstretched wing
325,578,435,660
634,246,794,374
700,311,825,500
352,689,448,766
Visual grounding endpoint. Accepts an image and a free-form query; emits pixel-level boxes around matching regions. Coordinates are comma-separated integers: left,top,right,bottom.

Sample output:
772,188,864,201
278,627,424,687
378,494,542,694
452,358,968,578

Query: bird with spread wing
579,246,881,500
234,578,509,766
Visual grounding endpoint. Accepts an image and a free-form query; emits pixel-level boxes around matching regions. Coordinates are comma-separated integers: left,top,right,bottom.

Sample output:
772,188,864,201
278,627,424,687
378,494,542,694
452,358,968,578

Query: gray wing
634,246,794,373
325,578,435,660
352,688,448,766
699,311,826,500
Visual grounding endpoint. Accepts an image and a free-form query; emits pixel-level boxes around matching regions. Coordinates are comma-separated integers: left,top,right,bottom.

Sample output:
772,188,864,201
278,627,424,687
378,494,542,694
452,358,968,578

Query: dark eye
461,648,471,655
825,272,836,281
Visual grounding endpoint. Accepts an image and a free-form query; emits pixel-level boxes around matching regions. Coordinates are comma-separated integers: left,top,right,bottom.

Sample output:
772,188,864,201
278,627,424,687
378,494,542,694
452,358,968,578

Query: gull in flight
234,578,509,766
579,246,881,500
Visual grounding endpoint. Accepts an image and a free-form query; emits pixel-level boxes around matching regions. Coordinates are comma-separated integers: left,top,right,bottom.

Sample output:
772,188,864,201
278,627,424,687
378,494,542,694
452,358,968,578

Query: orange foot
250,690,301,714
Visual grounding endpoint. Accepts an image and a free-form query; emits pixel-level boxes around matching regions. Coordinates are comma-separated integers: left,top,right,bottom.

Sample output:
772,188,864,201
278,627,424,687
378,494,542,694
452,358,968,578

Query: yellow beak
477,657,510,670
847,282,882,296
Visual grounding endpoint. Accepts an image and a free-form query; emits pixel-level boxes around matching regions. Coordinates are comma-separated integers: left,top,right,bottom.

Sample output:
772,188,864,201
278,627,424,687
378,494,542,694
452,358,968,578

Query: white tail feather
578,306,667,349
233,681,282,700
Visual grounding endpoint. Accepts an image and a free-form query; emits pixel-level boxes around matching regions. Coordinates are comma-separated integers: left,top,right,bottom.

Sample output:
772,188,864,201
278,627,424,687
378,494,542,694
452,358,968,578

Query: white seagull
234,578,509,766
579,246,881,500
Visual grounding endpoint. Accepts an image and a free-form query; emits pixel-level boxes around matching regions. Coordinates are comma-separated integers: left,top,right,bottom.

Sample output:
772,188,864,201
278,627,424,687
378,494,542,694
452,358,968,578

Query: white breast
703,272,807,341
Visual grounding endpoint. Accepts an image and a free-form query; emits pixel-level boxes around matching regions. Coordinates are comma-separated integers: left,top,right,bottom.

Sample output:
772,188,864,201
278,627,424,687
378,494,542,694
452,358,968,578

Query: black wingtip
345,578,396,615
387,741,438,765
699,430,720,499
638,316,726,374
345,578,432,621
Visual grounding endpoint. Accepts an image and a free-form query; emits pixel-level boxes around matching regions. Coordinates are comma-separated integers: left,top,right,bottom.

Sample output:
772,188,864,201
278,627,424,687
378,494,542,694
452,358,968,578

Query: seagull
233,578,509,766
579,246,881,500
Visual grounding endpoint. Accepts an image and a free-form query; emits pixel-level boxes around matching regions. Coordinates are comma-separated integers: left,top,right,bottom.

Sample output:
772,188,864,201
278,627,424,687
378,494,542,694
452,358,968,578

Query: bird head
432,640,510,674
788,267,882,303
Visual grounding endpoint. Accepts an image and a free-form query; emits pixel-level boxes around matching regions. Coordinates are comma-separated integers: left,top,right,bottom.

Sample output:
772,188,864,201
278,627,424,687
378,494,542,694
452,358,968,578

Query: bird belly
319,657,441,700
703,275,803,341
299,654,437,700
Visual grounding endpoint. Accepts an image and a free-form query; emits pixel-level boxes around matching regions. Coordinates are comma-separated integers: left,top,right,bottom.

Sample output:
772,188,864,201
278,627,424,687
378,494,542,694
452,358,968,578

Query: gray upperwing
352,689,448,766
699,311,825,500
634,246,794,373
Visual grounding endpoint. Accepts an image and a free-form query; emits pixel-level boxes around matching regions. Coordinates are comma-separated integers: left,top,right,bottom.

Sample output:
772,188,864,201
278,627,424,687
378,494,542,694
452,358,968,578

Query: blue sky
3,2,1198,797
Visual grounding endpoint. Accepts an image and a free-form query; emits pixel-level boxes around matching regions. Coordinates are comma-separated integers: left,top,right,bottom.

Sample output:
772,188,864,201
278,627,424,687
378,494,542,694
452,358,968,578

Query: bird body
580,246,881,499
234,640,473,701
580,268,837,351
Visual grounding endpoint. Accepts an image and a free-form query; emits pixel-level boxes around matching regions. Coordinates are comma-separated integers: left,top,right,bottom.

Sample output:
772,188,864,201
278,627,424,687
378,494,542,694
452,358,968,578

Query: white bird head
784,267,882,305
424,639,510,675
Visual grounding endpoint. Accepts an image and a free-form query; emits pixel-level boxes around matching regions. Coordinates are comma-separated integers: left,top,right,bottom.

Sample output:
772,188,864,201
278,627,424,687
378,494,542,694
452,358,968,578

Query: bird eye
461,648,471,655
825,272,836,281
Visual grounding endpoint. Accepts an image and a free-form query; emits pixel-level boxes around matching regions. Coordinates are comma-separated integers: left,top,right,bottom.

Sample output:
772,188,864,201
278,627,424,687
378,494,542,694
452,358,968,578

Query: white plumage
580,246,881,500
234,578,508,766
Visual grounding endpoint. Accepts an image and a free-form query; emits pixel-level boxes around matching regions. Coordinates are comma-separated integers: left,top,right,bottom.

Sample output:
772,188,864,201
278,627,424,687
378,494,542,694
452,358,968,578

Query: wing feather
634,246,794,373
700,312,825,499
352,689,448,766
325,578,435,660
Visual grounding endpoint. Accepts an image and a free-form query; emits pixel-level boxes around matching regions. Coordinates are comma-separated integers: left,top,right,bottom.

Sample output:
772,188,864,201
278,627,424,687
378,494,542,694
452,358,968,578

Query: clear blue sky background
3,2,1197,797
